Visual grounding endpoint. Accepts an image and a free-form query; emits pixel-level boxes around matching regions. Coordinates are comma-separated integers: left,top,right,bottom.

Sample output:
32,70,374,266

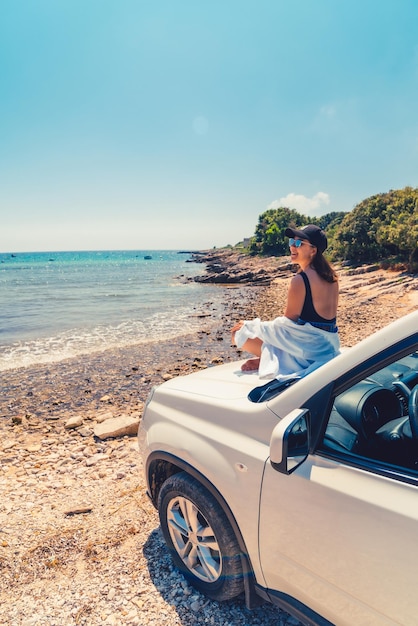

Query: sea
0,250,224,372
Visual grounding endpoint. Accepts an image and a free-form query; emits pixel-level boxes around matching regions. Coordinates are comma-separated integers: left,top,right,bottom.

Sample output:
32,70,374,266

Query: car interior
322,351,418,469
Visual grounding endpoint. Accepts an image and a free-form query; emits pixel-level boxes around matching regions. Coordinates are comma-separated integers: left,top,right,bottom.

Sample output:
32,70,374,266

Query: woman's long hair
311,250,338,283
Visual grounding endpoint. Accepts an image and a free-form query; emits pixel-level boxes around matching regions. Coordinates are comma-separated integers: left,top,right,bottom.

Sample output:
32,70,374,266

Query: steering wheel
408,384,418,439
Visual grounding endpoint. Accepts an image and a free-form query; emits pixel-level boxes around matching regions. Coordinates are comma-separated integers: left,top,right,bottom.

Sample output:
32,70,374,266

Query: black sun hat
284,224,327,253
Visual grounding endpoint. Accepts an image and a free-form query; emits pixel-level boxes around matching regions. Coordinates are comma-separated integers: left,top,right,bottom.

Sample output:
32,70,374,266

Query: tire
158,471,245,601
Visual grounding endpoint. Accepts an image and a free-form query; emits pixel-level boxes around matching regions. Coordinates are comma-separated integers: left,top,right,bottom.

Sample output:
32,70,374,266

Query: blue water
0,250,222,371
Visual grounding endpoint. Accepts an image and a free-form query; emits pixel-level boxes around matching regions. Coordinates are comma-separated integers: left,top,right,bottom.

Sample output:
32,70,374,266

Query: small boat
144,255,152,260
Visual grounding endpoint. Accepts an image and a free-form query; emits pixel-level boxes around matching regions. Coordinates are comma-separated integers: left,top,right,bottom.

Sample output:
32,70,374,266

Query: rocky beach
1,249,417,626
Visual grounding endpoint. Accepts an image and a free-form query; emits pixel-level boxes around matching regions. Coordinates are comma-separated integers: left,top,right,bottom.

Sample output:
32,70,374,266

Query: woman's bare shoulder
289,272,304,284
288,272,305,292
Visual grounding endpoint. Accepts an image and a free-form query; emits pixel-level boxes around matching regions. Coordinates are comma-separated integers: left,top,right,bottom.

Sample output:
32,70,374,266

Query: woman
231,224,340,380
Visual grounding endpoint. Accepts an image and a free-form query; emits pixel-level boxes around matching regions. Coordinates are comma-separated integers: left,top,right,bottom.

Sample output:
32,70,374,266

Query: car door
258,349,418,626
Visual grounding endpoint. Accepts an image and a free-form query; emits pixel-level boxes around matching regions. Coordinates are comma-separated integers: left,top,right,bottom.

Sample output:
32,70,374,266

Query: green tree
250,207,310,255
331,187,418,269
245,188,417,270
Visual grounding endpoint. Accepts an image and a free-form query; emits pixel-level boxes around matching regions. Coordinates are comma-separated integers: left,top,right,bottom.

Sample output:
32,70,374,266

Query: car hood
158,360,267,400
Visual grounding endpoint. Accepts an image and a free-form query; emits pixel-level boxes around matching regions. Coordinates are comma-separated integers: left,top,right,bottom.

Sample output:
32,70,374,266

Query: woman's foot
241,358,260,372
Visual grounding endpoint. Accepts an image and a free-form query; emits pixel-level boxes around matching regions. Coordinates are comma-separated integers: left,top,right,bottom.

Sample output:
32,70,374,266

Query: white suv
139,311,418,626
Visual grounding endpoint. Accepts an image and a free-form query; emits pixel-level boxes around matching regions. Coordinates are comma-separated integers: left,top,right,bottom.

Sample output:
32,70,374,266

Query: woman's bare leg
237,337,262,372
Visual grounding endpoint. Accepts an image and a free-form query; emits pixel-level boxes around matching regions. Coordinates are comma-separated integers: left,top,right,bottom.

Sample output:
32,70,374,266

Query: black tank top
299,271,336,324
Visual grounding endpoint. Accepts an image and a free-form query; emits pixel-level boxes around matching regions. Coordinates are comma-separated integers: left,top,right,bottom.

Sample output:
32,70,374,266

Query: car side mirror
270,408,310,474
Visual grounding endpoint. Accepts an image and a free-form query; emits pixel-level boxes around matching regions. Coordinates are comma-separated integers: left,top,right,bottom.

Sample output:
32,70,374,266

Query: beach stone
64,504,93,516
64,415,84,429
93,415,140,440
2,440,17,451
25,444,42,453
77,427,93,437
95,411,114,423
85,453,107,466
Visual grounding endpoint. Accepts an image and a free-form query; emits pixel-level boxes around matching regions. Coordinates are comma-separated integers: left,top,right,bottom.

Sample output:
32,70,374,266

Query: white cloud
268,192,330,214
309,102,342,135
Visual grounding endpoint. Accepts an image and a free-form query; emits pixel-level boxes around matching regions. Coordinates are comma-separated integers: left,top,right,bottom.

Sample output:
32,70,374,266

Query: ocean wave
0,310,216,371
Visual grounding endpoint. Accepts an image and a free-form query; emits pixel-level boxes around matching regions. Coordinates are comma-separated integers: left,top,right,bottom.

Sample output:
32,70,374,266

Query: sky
1,0,418,252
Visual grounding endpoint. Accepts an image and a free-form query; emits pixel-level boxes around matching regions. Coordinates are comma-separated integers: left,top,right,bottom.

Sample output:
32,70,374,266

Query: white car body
139,310,418,625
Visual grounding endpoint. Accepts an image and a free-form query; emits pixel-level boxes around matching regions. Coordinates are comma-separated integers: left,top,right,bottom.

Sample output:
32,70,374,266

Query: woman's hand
231,320,244,334
231,320,245,344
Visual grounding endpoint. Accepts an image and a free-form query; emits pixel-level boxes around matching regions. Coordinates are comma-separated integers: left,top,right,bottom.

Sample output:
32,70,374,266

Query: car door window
319,350,418,473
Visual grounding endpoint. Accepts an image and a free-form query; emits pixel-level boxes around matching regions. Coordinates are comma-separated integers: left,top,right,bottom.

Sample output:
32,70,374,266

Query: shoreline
0,281,262,424
1,250,417,424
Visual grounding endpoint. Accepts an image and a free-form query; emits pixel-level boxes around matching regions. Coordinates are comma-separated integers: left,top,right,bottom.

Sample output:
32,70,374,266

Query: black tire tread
158,471,244,601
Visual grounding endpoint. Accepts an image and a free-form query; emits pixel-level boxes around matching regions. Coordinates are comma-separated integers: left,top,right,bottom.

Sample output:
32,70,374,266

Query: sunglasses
288,238,311,248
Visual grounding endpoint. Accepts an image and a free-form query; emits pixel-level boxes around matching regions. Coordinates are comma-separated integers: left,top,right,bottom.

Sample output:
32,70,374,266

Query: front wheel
158,472,245,601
